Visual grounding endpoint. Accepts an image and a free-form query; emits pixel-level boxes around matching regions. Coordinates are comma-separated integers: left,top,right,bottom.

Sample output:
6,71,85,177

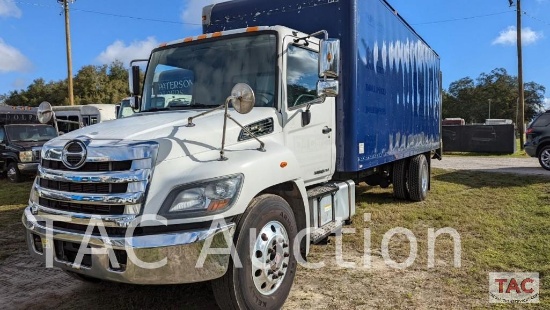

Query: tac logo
489,272,539,303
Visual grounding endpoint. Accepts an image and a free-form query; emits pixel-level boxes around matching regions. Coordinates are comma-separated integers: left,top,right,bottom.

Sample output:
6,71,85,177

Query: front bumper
17,163,39,175
22,207,235,285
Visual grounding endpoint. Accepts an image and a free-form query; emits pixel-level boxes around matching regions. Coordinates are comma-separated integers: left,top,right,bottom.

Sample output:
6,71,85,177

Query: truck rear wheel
212,194,297,310
392,159,409,199
408,155,429,202
7,163,21,183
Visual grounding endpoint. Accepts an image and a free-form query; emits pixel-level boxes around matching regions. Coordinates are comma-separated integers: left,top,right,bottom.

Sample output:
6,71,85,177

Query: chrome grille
39,198,125,215
32,147,42,161
39,178,127,194
41,159,132,171
238,118,274,141
34,141,157,219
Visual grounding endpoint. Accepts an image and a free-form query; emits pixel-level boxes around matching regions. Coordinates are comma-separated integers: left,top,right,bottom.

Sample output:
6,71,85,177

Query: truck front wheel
212,194,298,310
7,163,21,183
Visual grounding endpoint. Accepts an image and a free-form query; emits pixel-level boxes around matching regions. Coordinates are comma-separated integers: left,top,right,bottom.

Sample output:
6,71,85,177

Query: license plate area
54,240,92,268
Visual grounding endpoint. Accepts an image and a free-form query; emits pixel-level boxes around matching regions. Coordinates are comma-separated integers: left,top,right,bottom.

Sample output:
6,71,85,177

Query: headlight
162,174,243,216
19,151,33,163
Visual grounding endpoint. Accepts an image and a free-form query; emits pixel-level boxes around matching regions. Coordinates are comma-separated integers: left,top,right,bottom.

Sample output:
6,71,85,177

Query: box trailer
23,0,441,309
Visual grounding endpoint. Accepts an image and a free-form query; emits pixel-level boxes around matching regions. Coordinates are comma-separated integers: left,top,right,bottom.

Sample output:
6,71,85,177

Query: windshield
6,124,57,142
142,33,277,112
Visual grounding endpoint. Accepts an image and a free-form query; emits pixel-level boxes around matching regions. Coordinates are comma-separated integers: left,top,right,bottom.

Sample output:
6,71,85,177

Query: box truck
23,0,441,308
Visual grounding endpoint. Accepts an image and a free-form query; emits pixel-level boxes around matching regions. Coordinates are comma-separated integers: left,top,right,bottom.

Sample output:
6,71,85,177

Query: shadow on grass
355,185,420,206
59,281,220,310
433,169,549,188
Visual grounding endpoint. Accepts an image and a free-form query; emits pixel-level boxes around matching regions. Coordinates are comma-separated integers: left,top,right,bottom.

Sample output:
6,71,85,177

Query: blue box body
205,0,441,172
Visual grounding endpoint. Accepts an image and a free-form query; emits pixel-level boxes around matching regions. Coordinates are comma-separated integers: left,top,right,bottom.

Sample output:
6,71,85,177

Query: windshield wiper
176,103,217,109
143,107,170,112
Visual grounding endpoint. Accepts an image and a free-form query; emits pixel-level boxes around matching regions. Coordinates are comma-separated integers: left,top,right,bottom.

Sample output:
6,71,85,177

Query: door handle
322,127,332,134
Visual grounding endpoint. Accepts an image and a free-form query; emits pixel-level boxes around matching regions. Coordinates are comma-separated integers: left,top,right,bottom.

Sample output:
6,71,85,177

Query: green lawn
326,168,550,308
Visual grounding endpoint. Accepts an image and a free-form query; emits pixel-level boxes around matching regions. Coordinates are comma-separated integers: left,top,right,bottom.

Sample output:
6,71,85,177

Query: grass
0,179,32,262
0,170,549,308
315,168,550,308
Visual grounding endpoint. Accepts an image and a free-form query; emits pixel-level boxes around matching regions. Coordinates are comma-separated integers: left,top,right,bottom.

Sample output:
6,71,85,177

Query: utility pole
59,0,75,106
511,0,525,149
488,99,492,120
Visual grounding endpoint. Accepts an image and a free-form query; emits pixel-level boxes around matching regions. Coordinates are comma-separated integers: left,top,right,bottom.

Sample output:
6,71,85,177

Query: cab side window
286,45,318,108
0,128,4,143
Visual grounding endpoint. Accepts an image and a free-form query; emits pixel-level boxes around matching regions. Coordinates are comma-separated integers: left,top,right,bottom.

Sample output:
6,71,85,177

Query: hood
7,141,46,151
50,108,279,160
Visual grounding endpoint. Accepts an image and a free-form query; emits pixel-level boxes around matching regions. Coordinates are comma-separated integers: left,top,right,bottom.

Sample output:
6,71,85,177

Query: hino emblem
62,140,87,169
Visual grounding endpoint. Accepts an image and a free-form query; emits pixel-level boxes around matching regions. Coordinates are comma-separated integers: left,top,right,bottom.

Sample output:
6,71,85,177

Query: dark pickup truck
0,106,57,182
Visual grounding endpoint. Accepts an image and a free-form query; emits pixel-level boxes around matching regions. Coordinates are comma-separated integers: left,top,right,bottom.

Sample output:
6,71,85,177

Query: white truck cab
23,26,352,309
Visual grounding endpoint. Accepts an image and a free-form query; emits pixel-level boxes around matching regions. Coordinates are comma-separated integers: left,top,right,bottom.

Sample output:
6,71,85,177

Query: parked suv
525,110,550,170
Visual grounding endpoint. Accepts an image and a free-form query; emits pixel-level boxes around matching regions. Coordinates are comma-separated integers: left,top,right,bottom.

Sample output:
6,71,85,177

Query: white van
52,104,116,133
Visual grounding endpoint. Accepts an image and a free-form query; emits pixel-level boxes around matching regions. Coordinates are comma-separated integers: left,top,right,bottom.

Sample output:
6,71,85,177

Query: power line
71,8,200,26
523,10,550,28
412,11,514,26
14,0,200,25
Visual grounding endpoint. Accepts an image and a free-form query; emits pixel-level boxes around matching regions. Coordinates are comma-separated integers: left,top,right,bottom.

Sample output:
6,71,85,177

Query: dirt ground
0,245,467,310
432,156,550,177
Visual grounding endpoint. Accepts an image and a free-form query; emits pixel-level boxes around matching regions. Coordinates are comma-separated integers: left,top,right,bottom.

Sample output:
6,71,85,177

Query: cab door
282,37,336,186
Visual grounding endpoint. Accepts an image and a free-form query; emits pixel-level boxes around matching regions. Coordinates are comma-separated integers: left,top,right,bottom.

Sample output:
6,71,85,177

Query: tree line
1,65,547,123
1,60,130,107
443,68,546,123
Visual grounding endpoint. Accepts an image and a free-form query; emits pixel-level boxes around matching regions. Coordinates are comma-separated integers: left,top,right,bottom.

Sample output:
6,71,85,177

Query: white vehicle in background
52,104,116,132
117,95,191,119
117,97,135,119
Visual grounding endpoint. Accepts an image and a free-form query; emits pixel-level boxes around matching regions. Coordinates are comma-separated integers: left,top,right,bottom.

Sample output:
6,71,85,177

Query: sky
0,0,549,108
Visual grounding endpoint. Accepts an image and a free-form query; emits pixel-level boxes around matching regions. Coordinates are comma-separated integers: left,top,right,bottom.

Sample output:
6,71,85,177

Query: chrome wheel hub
421,163,429,194
541,150,550,168
251,221,290,296
7,167,16,180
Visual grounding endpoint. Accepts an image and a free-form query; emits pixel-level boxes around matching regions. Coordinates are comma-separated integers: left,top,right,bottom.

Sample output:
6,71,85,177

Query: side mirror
231,83,255,114
153,82,159,96
115,104,121,119
37,101,54,124
129,97,140,110
317,80,339,97
129,65,141,96
319,39,340,78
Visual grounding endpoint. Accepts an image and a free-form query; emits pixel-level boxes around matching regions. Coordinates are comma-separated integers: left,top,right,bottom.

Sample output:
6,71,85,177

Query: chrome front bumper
22,207,235,285
17,163,39,174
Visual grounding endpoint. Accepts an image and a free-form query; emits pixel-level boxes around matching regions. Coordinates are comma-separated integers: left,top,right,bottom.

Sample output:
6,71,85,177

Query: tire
538,146,550,171
408,155,429,202
212,194,298,310
392,159,409,199
7,162,21,183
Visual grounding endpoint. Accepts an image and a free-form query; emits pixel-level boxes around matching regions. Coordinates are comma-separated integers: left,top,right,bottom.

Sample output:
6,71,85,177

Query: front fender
144,137,308,224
